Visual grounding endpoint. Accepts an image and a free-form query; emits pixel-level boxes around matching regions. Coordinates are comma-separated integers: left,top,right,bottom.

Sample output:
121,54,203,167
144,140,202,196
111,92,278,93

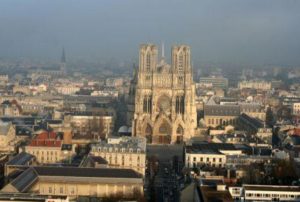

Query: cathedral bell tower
130,44,197,144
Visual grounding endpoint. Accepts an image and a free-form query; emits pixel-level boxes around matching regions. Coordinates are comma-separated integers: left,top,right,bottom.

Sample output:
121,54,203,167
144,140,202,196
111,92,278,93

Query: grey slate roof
204,104,240,116
11,168,38,192
33,166,142,178
6,152,34,166
8,166,142,193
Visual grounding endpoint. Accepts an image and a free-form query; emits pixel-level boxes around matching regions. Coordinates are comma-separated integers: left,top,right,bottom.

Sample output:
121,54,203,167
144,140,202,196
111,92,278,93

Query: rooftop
33,166,142,178
6,152,34,166
7,166,142,193
243,184,300,192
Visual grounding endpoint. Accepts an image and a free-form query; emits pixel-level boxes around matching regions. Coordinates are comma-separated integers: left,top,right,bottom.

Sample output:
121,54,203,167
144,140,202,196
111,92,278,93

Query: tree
88,116,106,140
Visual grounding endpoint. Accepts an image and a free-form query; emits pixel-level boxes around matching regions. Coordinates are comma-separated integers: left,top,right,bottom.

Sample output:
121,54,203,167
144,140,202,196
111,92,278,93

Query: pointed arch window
143,95,152,114
146,53,151,72
176,96,185,114
178,53,184,72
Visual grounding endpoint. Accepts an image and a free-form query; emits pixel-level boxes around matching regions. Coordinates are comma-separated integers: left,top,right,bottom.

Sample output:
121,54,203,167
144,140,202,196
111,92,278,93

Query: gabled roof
10,168,38,192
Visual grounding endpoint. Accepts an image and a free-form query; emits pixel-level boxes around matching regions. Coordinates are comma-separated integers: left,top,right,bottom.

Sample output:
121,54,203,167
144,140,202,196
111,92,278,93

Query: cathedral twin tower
128,44,197,144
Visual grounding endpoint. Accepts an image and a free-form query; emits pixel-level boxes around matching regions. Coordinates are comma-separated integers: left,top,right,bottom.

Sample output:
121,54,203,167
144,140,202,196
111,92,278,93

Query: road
146,144,184,202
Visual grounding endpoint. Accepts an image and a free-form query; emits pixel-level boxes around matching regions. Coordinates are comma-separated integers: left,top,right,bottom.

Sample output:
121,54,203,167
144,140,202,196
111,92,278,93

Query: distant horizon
0,0,300,67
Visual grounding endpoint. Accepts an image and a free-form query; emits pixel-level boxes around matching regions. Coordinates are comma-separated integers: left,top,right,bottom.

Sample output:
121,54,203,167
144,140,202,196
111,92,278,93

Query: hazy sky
0,0,300,66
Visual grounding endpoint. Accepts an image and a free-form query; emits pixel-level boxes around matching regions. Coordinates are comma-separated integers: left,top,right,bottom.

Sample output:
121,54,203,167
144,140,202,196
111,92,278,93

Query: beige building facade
128,44,197,144
90,137,146,175
1,167,143,199
0,122,17,152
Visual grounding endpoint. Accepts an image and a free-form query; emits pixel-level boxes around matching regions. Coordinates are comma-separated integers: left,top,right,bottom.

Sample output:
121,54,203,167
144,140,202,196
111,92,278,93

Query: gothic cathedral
128,44,197,144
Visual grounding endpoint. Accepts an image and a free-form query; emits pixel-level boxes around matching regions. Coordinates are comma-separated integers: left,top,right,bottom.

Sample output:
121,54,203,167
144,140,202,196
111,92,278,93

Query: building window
178,76,183,85
49,187,52,193
146,53,151,71
193,157,196,161
178,54,183,71
60,187,63,194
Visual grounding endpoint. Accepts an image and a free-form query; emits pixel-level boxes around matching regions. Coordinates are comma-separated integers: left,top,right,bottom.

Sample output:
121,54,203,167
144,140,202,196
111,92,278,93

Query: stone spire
161,42,165,60
61,47,66,63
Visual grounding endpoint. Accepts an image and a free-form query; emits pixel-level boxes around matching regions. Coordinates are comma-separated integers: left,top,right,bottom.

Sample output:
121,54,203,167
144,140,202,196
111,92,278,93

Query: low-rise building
238,80,271,91
293,102,300,115
0,121,17,152
229,185,300,201
238,113,272,144
24,131,75,164
90,137,146,175
5,152,35,176
0,100,22,116
199,76,229,90
65,112,114,139
185,146,226,168
204,97,266,128
185,143,244,169
1,166,143,199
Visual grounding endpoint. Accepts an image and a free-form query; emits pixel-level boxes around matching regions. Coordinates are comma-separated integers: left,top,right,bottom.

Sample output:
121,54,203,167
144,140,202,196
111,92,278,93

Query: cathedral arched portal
153,120,172,144
176,125,184,144
145,124,152,144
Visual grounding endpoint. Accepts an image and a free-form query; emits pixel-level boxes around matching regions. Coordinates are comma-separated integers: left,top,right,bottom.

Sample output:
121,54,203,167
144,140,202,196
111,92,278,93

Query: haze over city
1,0,300,66
1,1,300,202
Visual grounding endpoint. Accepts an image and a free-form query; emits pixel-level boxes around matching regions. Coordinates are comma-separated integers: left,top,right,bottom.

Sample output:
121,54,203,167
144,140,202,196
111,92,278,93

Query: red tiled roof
294,128,300,136
29,139,61,147
29,131,61,147
36,131,57,140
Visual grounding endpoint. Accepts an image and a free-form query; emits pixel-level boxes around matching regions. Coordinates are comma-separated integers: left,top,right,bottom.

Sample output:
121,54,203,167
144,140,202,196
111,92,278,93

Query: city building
0,75,8,86
185,143,243,169
204,97,240,128
204,97,266,128
1,166,143,199
0,100,22,116
0,121,17,152
64,112,114,139
90,137,146,175
293,103,300,115
199,76,229,89
24,131,75,164
5,152,35,176
128,44,197,144
238,80,272,91
238,113,272,144
229,185,300,201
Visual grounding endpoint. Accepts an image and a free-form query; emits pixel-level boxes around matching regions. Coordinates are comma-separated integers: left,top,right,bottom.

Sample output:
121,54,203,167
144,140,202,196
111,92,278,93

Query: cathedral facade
128,44,197,144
